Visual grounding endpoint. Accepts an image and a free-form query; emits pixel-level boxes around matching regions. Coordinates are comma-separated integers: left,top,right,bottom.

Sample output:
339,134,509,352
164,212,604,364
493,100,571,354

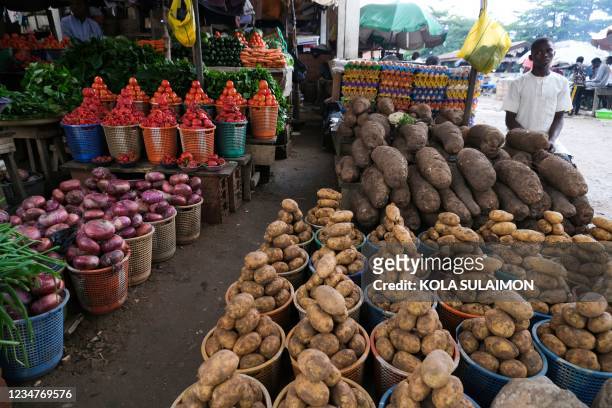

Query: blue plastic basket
215,120,247,158
456,321,548,407
0,289,70,382
62,123,106,162
532,320,612,406
378,385,481,408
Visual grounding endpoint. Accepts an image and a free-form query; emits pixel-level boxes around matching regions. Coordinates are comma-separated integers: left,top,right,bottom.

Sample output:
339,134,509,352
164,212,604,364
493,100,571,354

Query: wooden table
592,87,612,116
0,131,26,202
0,116,66,182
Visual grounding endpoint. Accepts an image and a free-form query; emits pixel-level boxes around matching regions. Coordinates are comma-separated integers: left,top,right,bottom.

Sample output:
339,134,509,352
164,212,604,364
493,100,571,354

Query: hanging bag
167,0,196,47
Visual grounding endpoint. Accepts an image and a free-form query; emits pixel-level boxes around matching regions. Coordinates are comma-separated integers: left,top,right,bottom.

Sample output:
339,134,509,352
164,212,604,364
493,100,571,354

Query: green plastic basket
215,120,247,158
595,109,612,120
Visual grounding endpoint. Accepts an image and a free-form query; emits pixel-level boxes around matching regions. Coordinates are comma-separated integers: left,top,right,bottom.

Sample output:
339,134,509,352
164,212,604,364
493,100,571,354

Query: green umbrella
360,2,446,50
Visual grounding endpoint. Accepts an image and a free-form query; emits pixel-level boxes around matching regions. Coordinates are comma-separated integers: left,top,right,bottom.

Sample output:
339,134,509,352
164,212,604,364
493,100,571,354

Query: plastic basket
102,124,143,160
532,320,611,406
314,228,366,252
297,233,315,255
175,200,202,245
0,289,70,382
307,256,365,286
294,284,363,322
249,105,279,139
417,231,439,257
141,125,178,164
225,281,295,331
171,374,272,408
62,123,106,163
216,120,247,158
456,321,548,407
125,228,154,286
179,126,216,163
378,386,480,408
362,236,380,258
201,322,285,394
148,213,177,262
371,321,459,398
437,301,481,339
278,253,310,289
67,251,130,314
133,101,150,116
274,377,374,407
364,283,395,332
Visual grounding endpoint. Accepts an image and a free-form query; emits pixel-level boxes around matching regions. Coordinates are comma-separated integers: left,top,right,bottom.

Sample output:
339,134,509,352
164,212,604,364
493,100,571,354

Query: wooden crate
202,175,230,224
228,163,243,212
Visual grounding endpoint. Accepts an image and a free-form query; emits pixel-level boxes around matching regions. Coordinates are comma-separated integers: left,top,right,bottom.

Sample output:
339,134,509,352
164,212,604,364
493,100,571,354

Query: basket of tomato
140,97,179,164
215,99,247,159
179,104,216,163
150,79,182,116
215,80,247,116
102,95,144,161
248,80,279,140
184,80,215,118
120,77,150,116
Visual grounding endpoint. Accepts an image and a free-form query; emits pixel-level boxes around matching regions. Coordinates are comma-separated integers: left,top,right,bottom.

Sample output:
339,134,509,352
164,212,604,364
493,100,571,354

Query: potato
288,336,305,358
198,349,240,386
576,292,607,318
485,309,516,338
306,304,334,334
511,330,534,354
499,359,528,378
393,351,422,373
312,285,347,317
240,353,266,369
588,312,612,333
597,331,612,354
376,336,396,362
511,229,545,243
334,318,357,344
274,289,291,307
226,293,256,319
205,334,222,357
310,333,340,356
489,210,514,222
432,376,463,408
491,221,517,236
235,308,261,335
470,351,500,373
335,280,355,298
494,294,534,321
484,336,520,360
421,349,454,388
331,380,358,407
521,348,544,376
259,334,281,359
297,349,333,383
467,317,490,340
331,349,357,369
421,330,450,356
556,325,596,350
396,308,417,331
233,332,262,357
210,374,245,407
244,251,268,270
562,305,587,329
253,265,277,285
315,253,337,279
600,352,612,372
389,329,421,354
266,220,289,239
458,330,479,354
294,374,329,406
565,348,600,370
349,333,367,356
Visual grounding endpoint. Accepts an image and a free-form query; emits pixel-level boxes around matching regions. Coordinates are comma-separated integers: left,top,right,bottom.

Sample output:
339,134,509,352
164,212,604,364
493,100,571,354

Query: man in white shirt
61,0,103,42
502,38,573,159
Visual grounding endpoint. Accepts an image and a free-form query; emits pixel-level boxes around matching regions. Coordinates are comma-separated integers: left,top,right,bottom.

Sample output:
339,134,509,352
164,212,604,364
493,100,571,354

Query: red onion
161,181,174,194
65,205,82,216
9,215,22,226
131,213,143,228
100,235,124,253
108,179,131,195
23,207,45,221
52,188,65,203
65,189,85,205
113,216,131,231
73,255,100,270
66,213,80,226
136,223,153,236
83,219,115,241
92,167,112,180
100,250,125,267
169,173,189,186
145,172,165,182
44,223,69,238
84,177,98,190
189,177,201,189
38,208,68,227
30,293,62,316
16,225,41,241
118,200,138,216
0,210,8,223
59,179,81,193
83,209,105,220
141,189,164,204
77,235,100,255
144,213,163,222
44,200,60,212
31,273,63,296
118,226,136,239
120,191,138,201
135,180,151,191
187,194,202,205
163,207,177,219
34,238,52,252
22,195,46,210
169,195,187,206
173,183,192,197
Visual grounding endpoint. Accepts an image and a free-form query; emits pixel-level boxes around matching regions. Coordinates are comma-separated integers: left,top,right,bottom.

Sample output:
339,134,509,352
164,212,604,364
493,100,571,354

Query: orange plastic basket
178,126,216,162
66,249,130,315
140,125,178,164
437,301,481,339
249,105,278,139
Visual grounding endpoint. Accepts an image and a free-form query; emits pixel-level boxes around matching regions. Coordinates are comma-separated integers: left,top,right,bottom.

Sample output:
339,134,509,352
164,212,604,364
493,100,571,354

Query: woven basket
148,213,177,262
141,125,178,164
171,375,272,408
274,377,375,408
175,200,202,245
286,324,371,385
179,127,215,163
151,102,182,116
437,300,480,339
66,250,130,315
133,101,150,116
103,124,142,160
370,321,460,398
216,120,247,158
201,322,285,394
225,281,295,331
294,284,363,322
278,254,309,289
249,105,278,139
125,228,154,286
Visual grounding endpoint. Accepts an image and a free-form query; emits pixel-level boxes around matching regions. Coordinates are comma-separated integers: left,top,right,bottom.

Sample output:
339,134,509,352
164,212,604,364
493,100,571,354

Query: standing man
585,56,612,109
570,56,587,115
502,38,573,160
61,0,103,42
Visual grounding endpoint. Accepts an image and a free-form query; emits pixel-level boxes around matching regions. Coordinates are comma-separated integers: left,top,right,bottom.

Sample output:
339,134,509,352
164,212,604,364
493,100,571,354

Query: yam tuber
439,188,472,226
351,138,371,168
449,163,480,217
431,122,464,155
505,128,549,153
415,147,452,189
398,122,428,152
408,165,440,213
494,160,543,205
361,166,390,208
371,146,408,189
535,151,588,198
457,148,496,192
465,124,505,159
351,189,379,228
360,121,386,150
493,182,530,221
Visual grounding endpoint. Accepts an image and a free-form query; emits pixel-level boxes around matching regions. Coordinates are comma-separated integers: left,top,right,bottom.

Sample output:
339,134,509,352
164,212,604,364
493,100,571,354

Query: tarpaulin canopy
591,25,612,51
359,2,446,50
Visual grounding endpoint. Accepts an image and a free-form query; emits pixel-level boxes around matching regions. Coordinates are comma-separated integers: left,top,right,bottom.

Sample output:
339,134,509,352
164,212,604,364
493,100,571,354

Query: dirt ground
475,95,612,216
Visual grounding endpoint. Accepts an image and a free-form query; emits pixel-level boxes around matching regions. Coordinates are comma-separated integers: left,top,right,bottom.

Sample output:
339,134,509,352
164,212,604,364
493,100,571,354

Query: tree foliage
419,10,475,57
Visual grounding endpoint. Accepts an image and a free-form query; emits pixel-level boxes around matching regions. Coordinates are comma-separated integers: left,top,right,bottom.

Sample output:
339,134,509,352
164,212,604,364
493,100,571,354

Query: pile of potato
289,285,368,370
536,292,612,372
276,349,375,408
176,350,267,407
386,350,474,408
296,252,362,311
260,219,309,273
419,212,481,252
374,301,454,373
458,294,544,378
205,293,283,369
275,198,313,244
368,204,417,247
306,188,342,227
590,215,612,241
227,251,292,312
316,210,365,250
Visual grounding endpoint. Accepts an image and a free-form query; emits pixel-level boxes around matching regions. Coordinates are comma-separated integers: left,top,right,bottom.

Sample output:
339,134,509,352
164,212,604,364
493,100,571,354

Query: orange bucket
179,126,216,162
140,125,178,164
249,105,279,139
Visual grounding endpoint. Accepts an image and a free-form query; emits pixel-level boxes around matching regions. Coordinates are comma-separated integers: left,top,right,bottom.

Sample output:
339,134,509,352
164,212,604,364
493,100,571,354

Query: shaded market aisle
35,108,335,407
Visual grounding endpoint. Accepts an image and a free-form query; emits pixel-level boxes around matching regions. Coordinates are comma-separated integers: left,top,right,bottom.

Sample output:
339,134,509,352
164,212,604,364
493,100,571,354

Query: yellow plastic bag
458,10,511,73
167,0,196,47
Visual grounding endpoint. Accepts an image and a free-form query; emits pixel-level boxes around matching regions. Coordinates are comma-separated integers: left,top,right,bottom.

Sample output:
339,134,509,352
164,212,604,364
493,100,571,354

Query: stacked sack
276,198,313,244
536,292,611,372
176,350,267,407
386,350,474,408
276,349,375,407
374,301,454,373
227,251,292,313
289,285,367,370
306,188,342,227
204,293,282,369
368,203,417,247
458,293,544,378
260,220,308,273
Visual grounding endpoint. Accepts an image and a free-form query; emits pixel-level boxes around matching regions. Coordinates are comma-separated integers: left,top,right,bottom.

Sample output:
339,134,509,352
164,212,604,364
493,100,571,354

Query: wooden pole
462,0,486,126
193,0,204,84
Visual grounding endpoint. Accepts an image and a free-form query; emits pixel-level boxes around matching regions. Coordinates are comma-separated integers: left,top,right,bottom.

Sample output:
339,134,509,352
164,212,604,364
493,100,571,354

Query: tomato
192,80,201,87
94,76,103,84
161,79,170,87
259,80,268,90
226,80,234,88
